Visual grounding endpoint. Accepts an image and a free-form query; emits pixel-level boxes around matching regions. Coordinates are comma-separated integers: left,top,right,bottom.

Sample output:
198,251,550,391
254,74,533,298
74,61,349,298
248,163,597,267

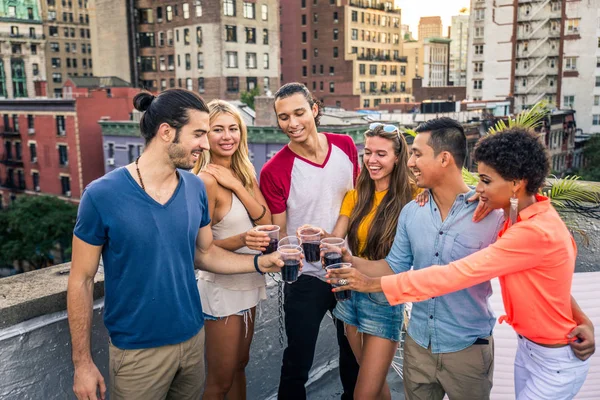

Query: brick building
280,0,409,110
40,0,93,98
0,77,139,207
90,0,280,101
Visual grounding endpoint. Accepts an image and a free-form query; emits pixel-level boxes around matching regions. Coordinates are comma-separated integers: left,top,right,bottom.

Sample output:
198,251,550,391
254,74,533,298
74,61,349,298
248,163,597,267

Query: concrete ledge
0,263,105,329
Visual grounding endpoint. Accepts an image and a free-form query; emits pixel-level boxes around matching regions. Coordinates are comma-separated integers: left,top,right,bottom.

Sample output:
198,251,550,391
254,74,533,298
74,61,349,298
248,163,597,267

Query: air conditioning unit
66,191,71,197
28,128,35,134
32,157,37,163
107,158,115,166
35,185,40,192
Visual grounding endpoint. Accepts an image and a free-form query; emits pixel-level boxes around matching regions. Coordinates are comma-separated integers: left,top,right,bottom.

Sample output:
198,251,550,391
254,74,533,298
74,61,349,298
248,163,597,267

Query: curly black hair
273,82,323,126
473,128,550,194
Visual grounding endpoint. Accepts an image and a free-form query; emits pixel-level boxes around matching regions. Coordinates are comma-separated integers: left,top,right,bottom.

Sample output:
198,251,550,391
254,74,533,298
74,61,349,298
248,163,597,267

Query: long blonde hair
192,100,256,192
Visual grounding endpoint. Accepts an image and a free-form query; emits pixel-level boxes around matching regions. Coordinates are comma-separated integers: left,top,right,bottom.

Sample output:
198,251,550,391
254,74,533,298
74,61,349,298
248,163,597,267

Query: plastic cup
278,236,302,247
255,225,280,254
326,262,352,302
320,237,346,267
298,226,322,262
278,244,302,283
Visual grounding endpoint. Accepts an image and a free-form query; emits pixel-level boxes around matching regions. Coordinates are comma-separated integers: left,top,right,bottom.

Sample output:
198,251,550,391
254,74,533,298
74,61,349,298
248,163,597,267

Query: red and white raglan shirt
260,132,359,279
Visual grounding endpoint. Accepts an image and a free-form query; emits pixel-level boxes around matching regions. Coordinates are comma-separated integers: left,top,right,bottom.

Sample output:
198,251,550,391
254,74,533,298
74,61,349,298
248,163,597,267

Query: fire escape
513,0,562,111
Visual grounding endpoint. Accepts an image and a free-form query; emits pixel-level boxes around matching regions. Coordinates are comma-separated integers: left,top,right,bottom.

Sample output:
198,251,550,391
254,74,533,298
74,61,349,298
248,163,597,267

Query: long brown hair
192,100,256,193
347,126,414,260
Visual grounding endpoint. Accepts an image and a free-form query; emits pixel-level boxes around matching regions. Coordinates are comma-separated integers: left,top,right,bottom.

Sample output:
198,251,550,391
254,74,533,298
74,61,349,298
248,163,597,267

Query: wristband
254,254,264,275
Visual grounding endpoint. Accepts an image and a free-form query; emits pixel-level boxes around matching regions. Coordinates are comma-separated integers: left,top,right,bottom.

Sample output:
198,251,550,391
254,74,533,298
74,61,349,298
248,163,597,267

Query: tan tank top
197,192,266,290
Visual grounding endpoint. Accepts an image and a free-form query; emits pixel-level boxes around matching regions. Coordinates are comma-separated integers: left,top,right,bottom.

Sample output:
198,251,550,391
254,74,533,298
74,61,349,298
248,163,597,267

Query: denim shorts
333,291,404,341
203,308,250,321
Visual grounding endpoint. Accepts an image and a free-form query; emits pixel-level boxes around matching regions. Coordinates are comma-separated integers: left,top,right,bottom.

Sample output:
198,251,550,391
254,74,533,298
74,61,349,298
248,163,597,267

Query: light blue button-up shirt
385,189,504,353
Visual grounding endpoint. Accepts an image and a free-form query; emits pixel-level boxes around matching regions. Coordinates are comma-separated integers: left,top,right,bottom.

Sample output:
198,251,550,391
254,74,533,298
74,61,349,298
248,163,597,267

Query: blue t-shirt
74,167,210,349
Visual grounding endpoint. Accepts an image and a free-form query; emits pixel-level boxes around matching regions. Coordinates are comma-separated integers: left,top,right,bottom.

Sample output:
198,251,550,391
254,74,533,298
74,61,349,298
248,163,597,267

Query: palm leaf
403,128,416,137
462,168,479,186
488,100,551,135
542,176,600,209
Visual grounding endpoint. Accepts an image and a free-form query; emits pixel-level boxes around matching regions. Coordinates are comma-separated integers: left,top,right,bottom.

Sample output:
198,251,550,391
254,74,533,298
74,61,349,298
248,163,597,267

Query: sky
396,0,470,39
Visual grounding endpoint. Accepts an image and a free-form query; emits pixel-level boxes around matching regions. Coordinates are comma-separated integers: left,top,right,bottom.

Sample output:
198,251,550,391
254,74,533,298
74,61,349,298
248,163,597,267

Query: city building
0,77,138,207
40,0,93,98
449,13,469,86
423,37,450,87
0,0,46,98
417,16,442,40
280,0,409,109
400,24,413,41
90,0,280,101
466,0,600,134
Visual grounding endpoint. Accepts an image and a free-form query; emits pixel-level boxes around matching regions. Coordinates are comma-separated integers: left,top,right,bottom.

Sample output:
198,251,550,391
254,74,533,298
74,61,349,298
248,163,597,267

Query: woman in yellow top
325,123,418,399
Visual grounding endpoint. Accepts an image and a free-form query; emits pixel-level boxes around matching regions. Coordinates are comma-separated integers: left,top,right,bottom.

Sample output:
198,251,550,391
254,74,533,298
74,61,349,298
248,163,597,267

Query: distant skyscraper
418,16,443,40
401,24,414,41
450,14,469,86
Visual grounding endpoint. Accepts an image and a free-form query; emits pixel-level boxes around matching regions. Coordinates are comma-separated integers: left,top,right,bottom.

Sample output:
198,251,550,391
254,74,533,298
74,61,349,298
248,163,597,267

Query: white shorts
515,334,589,400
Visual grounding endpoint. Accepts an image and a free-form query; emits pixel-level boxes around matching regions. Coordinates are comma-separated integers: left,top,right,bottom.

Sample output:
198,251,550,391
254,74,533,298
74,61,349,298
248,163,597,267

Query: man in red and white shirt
260,83,359,399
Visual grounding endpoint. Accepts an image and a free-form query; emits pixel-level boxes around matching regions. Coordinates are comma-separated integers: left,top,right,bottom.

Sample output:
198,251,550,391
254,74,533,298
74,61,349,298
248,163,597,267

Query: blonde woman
193,100,271,400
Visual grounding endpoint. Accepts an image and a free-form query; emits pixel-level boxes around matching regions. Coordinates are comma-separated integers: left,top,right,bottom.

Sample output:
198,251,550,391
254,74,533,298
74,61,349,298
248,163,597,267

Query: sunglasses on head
369,122,400,134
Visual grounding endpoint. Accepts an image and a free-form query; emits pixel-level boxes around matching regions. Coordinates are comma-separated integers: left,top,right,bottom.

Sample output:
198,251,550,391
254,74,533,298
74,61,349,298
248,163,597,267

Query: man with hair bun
67,89,283,400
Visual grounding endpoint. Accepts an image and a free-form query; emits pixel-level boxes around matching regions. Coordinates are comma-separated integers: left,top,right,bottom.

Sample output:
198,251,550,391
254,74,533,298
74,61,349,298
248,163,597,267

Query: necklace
135,156,146,191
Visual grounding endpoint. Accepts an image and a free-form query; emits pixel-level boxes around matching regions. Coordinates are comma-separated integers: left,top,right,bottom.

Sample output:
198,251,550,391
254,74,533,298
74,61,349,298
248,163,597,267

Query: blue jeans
333,291,404,341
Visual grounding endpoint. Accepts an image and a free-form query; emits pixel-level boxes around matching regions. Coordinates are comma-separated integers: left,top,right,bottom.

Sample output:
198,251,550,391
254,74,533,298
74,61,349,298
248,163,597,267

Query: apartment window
314,30,318,39
329,82,335,93
474,45,484,55
595,95,600,106
52,73,62,83
302,49,307,60
166,5,173,21
183,3,190,18
29,142,37,162
186,78,193,91
224,0,236,16
475,27,484,37
51,42,60,52
260,53,268,69
65,43,70,53
320,65,324,74
61,176,71,196
359,64,365,75
247,77,257,91
400,66,406,76
475,9,484,20
58,145,69,166
333,11,338,22
139,8,153,24
381,65,387,75
226,51,238,68
369,65,377,75
168,55,175,70
565,57,577,71
474,62,483,72
32,172,40,191
320,81,323,91
197,52,204,69
594,115,600,125
66,58,71,68
176,30,180,43
227,77,239,92
139,32,155,48
177,54,181,67
159,31,165,46
185,53,191,70
314,48,318,57
52,58,61,68
352,11,358,22
363,99,370,108
333,29,339,40
302,15,306,25
263,28,269,44
198,77,205,93
566,19,580,33
313,13,318,23
302,66,307,77
246,27,256,43
351,29,358,40
563,96,575,108
140,56,156,72
329,66,334,75
226,25,237,42
243,2,255,19
170,78,175,88
263,77,270,92
15,142,22,160
161,79,167,90
197,27,203,45
246,52,257,69
27,115,34,131
49,26,58,37
333,47,338,58
390,66,397,75
473,79,483,89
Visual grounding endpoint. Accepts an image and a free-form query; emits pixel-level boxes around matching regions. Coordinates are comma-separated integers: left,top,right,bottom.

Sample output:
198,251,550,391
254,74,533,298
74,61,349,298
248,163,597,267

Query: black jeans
278,275,359,400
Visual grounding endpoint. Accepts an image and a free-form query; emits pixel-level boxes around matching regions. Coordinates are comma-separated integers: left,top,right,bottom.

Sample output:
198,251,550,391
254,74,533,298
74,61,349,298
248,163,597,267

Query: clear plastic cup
298,226,322,262
278,244,302,283
326,262,352,302
320,237,346,267
254,225,280,254
278,235,302,247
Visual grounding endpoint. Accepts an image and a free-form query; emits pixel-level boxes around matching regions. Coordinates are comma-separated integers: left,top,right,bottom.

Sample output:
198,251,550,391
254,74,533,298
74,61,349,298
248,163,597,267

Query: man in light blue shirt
339,118,503,399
